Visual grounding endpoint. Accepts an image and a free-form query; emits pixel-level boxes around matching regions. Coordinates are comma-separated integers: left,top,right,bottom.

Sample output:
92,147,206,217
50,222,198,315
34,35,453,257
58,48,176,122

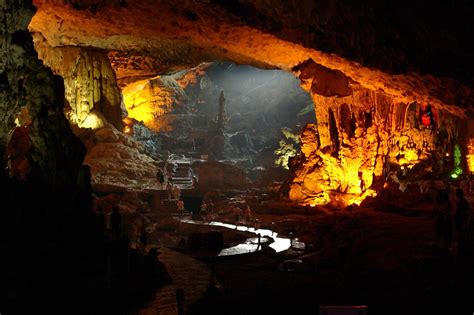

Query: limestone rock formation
29,0,473,115
467,121,474,173
1,7,95,304
122,75,186,132
25,0,474,205
109,49,213,83
1,0,87,202
289,87,461,206
79,123,160,192
32,33,124,129
193,160,249,190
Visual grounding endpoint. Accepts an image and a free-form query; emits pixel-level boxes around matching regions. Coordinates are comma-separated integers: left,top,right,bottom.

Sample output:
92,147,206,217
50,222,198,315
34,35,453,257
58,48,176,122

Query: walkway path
136,219,297,314
136,247,210,315
179,219,294,255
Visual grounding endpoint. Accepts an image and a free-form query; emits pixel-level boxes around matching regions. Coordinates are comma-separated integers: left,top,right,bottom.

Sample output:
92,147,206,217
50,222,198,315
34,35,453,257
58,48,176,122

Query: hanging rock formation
109,49,214,83
32,33,124,130
29,0,473,116
289,84,461,205
26,0,474,205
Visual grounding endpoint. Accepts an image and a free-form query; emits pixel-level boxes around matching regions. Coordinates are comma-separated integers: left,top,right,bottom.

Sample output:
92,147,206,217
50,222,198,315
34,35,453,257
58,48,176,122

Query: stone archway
27,0,472,206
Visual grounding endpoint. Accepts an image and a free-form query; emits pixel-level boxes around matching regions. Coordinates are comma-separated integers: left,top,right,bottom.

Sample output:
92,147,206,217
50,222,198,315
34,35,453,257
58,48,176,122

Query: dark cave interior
1,1,474,314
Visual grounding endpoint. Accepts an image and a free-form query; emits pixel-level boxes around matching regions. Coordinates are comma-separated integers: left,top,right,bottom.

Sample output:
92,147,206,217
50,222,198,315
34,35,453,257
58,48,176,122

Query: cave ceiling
30,0,473,116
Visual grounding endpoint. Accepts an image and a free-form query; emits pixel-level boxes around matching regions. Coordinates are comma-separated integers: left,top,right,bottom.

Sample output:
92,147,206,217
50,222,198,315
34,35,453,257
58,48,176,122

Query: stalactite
289,86,461,206
32,32,124,130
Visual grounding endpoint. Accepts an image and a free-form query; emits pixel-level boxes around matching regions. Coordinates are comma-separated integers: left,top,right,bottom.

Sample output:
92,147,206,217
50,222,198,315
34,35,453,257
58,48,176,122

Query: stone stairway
171,158,194,189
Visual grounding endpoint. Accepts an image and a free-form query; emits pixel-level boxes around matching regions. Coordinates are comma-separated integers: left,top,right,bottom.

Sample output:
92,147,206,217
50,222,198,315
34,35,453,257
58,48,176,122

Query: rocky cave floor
129,187,474,315
5,184,474,315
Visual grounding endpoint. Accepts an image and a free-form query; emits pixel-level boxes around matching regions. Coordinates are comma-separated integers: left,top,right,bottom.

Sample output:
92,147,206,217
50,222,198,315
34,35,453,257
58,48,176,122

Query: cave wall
32,33,124,130
0,0,91,240
25,0,473,206
122,75,185,132
289,84,460,205
286,60,463,205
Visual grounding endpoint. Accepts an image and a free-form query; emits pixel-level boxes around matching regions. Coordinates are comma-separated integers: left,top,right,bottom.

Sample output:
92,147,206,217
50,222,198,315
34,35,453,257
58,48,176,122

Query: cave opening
120,62,315,188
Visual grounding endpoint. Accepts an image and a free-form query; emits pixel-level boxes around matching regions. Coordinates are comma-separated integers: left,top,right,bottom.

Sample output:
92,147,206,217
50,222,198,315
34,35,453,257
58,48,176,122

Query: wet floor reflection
178,219,293,255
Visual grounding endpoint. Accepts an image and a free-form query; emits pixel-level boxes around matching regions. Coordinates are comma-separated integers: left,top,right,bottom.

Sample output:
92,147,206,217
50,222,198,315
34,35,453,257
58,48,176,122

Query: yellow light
78,111,105,130
348,189,377,206
124,125,132,134
446,153,450,157
349,198,363,206
305,192,330,207
467,138,474,173
122,76,178,132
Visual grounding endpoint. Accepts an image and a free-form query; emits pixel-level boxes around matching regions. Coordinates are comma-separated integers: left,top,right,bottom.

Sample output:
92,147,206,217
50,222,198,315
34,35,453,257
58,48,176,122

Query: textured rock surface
1,0,97,303
122,75,185,132
30,0,472,116
289,87,461,205
79,124,160,192
193,160,249,190
0,0,86,197
32,33,124,129
465,120,474,174
109,49,214,83
26,0,474,205
231,0,474,84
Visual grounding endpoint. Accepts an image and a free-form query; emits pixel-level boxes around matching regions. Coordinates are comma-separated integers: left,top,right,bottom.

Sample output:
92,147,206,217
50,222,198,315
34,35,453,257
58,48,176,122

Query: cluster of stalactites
289,87,460,206
32,33,124,131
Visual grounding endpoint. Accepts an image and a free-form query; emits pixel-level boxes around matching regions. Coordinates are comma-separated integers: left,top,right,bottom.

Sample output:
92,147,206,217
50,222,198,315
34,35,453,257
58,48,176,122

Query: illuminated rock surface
32,33,124,129
30,0,472,115
122,75,185,132
289,87,460,205
28,0,473,204
2,2,474,312
79,124,160,192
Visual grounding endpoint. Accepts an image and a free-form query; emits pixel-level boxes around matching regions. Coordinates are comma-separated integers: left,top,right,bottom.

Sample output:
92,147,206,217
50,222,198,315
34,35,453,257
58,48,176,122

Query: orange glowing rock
466,120,474,174
289,86,459,207
27,0,472,206
122,76,185,132
30,0,471,119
